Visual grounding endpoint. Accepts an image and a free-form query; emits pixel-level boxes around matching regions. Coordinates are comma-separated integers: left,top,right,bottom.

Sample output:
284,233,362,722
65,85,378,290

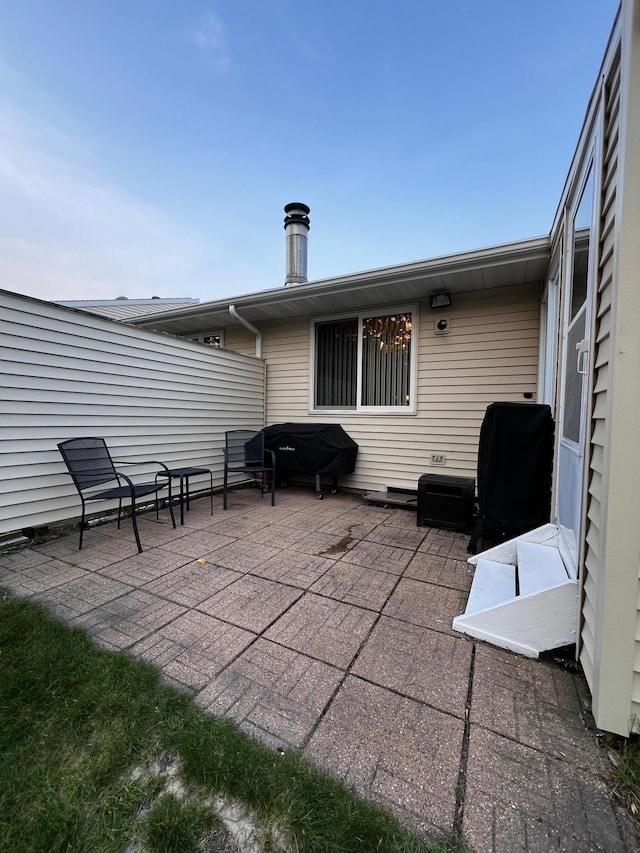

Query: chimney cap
284,202,310,214
283,202,310,231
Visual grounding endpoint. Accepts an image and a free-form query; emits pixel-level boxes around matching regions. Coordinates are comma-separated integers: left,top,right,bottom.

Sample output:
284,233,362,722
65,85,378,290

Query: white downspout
229,304,262,359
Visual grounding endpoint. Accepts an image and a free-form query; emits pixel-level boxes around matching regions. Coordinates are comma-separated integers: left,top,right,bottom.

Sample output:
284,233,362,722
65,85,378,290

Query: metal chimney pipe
283,202,310,285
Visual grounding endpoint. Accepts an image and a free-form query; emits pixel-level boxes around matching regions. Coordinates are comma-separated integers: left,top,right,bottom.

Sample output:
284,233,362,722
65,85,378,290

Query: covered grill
468,402,554,553
262,422,358,499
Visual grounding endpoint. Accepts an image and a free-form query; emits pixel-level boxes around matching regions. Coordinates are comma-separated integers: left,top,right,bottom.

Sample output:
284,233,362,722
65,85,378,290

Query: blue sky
0,1,620,302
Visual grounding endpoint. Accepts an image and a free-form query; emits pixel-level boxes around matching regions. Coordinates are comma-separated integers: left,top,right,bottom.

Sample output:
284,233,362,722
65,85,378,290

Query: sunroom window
313,309,415,412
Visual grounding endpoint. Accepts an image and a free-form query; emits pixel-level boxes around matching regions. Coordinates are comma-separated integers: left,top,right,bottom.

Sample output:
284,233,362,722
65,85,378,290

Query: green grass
142,794,223,853
0,591,470,853
606,732,640,826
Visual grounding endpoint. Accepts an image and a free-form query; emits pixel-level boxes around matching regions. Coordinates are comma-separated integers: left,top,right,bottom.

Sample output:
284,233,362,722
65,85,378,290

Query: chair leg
209,470,213,515
117,498,123,529
79,501,86,550
130,500,143,554
167,490,176,529
223,468,228,510
177,475,184,525
156,476,164,521
270,468,276,507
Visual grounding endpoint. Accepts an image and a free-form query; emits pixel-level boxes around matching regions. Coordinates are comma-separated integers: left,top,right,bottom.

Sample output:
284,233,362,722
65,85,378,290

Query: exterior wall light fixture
429,292,452,309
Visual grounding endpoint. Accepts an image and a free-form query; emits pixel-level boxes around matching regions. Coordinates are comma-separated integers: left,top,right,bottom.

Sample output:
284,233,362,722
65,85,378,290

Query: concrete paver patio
1,486,637,852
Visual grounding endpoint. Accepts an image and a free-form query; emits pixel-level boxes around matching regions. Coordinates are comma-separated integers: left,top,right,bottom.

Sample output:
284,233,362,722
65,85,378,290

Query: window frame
309,304,418,415
186,330,225,349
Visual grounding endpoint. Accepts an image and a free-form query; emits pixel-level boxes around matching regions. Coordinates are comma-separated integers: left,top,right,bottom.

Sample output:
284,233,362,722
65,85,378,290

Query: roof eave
129,234,550,334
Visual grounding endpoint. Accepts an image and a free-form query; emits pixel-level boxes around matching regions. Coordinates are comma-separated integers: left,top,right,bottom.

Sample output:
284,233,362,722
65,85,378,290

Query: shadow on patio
0,486,635,852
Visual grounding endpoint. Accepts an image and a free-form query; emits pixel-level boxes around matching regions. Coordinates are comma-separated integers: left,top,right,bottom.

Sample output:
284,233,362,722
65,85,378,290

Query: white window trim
309,304,418,415
538,252,560,413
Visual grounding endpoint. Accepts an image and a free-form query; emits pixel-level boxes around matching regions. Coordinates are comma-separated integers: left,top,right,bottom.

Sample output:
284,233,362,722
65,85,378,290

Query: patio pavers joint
454,642,476,835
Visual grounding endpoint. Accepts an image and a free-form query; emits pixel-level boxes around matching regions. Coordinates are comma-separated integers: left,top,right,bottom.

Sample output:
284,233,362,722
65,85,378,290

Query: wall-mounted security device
429,292,452,309
434,317,449,335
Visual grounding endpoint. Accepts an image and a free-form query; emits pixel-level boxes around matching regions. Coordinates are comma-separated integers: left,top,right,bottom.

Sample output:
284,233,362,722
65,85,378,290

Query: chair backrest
225,430,264,465
58,437,118,493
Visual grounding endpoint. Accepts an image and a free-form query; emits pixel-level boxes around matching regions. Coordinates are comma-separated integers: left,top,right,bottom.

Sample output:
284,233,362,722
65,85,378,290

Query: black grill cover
262,423,358,475
469,402,554,553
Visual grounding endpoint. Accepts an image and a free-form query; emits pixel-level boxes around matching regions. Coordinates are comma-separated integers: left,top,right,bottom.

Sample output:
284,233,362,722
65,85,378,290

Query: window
538,255,559,413
562,166,593,444
312,308,416,412
187,331,223,348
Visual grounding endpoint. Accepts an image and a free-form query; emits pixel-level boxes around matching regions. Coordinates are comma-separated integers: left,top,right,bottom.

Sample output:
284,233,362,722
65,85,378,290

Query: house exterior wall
0,290,266,537
590,0,640,734
578,41,622,714
618,0,640,731
225,283,541,492
549,0,640,736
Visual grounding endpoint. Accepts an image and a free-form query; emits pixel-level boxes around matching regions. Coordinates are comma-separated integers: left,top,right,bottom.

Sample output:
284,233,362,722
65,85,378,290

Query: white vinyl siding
0,290,266,536
224,284,540,493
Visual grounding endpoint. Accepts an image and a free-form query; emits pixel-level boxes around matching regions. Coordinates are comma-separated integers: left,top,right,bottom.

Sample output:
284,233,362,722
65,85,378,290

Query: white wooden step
465,559,516,614
467,523,559,566
453,525,578,658
516,541,569,596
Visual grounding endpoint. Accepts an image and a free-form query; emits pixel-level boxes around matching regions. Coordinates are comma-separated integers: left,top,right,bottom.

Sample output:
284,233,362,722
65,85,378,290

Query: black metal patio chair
155,463,213,525
57,437,176,553
223,429,276,509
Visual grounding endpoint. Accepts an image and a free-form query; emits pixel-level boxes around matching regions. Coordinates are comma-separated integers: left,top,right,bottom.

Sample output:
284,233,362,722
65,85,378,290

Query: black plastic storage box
417,473,475,532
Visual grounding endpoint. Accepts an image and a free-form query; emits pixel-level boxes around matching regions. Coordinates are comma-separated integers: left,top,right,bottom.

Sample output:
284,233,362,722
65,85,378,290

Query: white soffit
130,235,550,335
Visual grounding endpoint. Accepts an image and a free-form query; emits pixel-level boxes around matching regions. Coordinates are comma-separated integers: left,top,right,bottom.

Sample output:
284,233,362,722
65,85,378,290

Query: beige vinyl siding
580,44,622,704
624,24,640,723
580,50,619,684
572,41,620,699
579,0,640,734
633,594,640,720
225,325,311,421
221,326,260,357
0,290,266,536
224,283,540,493
613,3,640,728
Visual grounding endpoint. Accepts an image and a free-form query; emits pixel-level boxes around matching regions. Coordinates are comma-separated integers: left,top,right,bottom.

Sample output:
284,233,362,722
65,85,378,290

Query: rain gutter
229,304,263,358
